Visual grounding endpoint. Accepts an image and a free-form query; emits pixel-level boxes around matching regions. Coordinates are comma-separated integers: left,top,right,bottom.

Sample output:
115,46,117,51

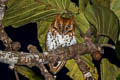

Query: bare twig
0,1,21,80
14,67,20,80
100,44,115,49
0,0,7,24
74,55,95,80
0,24,21,80
0,25,21,51
27,45,55,80
0,26,21,80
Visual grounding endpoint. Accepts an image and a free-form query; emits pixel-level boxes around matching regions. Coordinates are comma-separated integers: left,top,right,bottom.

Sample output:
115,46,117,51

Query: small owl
46,14,76,74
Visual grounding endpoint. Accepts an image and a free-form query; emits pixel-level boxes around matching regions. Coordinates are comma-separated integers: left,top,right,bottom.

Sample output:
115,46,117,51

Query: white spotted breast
46,32,76,51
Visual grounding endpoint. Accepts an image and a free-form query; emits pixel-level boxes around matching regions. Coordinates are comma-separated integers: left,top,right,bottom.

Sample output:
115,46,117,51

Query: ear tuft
70,16,74,20
56,14,61,20
70,16,74,24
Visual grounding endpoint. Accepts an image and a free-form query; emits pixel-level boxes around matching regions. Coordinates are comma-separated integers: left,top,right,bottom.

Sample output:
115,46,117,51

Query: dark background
0,0,120,80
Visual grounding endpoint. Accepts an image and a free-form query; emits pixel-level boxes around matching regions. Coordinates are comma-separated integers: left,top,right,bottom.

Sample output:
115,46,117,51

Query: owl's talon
86,76,94,80
84,72,94,80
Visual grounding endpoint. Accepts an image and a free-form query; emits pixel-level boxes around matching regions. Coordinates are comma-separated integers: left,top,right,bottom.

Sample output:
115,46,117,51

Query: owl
45,14,76,74
45,14,94,80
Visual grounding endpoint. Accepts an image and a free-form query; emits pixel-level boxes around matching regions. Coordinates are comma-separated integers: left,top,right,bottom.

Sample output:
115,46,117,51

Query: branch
0,1,21,80
27,45,55,80
0,42,103,67
0,0,6,24
100,44,115,49
0,42,103,80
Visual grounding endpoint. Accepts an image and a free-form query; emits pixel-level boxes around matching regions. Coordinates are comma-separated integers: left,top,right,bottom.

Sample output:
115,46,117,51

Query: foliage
16,66,43,80
84,3,119,44
65,55,98,80
110,0,120,19
65,59,84,80
117,74,120,80
2,0,120,80
3,0,60,27
37,21,51,51
100,59,120,80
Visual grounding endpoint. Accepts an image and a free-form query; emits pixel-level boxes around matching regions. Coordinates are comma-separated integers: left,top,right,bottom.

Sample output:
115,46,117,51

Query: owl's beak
61,29,64,34
59,27,64,34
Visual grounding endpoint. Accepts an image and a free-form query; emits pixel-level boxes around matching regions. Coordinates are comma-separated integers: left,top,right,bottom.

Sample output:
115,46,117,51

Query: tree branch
0,1,21,79
0,42,103,80
27,45,55,80
0,42,103,68
100,44,115,49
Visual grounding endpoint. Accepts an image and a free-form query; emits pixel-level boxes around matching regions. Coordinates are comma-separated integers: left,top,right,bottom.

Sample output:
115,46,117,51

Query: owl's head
50,14,75,36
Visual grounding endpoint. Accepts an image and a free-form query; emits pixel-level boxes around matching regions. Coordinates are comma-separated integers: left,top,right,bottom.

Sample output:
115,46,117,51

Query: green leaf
3,0,72,28
65,54,98,80
78,0,88,12
91,0,110,8
74,13,89,43
36,0,70,11
100,58,120,80
16,66,43,80
85,0,120,19
54,0,70,10
110,0,120,19
117,73,120,80
78,0,110,12
7,0,16,8
65,59,84,80
7,0,35,11
68,1,79,14
3,0,60,28
63,0,71,9
37,21,52,51
84,4,119,44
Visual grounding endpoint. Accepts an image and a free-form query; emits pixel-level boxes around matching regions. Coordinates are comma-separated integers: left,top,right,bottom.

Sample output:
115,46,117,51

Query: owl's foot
84,72,94,80
86,77,94,80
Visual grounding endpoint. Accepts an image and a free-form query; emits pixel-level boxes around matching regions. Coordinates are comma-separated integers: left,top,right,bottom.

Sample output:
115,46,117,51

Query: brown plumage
49,14,75,37
45,14,76,74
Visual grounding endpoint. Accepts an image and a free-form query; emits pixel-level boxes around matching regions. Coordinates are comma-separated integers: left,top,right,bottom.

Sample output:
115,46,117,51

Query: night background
0,0,120,80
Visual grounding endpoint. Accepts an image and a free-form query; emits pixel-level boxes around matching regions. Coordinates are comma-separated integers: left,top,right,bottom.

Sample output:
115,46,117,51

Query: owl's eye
58,23,62,28
66,25,71,29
